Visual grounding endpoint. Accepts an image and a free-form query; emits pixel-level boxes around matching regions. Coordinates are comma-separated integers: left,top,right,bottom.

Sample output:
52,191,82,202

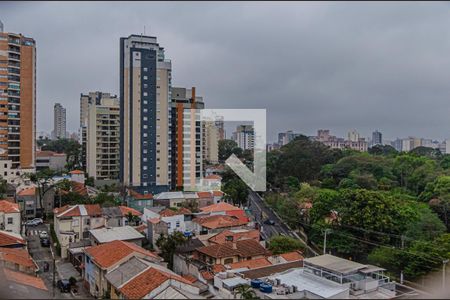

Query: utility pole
323,229,331,255
400,235,405,284
443,259,449,291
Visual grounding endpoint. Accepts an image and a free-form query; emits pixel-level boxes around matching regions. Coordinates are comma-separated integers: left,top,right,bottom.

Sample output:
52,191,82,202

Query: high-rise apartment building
348,129,360,142
278,130,300,147
215,116,225,140
315,129,368,152
170,87,204,190
81,92,120,180
52,103,66,139
372,130,382,146
0,22,36,169
120,35,171,194
233,125,255,150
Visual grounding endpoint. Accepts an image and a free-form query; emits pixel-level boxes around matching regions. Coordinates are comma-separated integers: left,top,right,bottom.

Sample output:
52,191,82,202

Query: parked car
57,279,71,293
39,231,48,239
264,219,276,226
40,238,50,247
25,218,43,226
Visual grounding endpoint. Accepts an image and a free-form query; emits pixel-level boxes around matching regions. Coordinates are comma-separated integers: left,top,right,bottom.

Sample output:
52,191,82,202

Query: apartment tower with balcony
81,92,120,180
0,21,36,170
170,87,204,190
119,35,172,194
52,103,66,139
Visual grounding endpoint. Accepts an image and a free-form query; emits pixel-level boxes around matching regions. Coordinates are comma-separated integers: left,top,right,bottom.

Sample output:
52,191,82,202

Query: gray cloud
1,1,450,142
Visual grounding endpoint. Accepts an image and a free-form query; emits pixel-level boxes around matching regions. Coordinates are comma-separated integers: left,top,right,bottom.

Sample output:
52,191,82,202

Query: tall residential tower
120,35,171,194
0,22,36,169
53,103,66,139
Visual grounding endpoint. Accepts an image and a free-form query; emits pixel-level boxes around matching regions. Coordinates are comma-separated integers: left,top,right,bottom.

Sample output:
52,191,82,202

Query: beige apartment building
0,21,36,170
83,93,120,180
203,120,219,164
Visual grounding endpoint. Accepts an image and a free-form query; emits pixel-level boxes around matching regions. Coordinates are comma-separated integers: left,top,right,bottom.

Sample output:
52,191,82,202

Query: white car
25,218,43,226
39,231,48,239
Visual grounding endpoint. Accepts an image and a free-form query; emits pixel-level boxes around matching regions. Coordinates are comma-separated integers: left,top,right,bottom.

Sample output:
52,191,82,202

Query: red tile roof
204,174,222,180
200,270,214,281
227,257,272,270
208,229,260,245
4,269,48,291
17,187,36,197
193,215,248,230
84,240,159,269
212,264,226,273
129,189,153,200
0,248,36,270
159,207,191,217
148,218,161,224
197,191,213,198
69,170,84,174
0,230,26,247
119,267,193,299
280,251,304,262
196,239,267,259
134,223,147,234
200,202,241,213
54,204,102,217
0,200,19,213
119,206,142,217
213,191,224,197
182,274,197,283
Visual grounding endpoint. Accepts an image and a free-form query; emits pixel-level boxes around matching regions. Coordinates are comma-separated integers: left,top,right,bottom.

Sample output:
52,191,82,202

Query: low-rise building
16,186,38,220
53,204,104,259
0,247,38,274
0,200,20,233
194,238,268,266
108,256,201,299
0,268,49,298
207,229,260,246
83,240,162,298
200,202,249,223
193,214,249,235
89,226,144,246
126,189,154,213
0,230,26,248
35,151,67,172
102,206,142,227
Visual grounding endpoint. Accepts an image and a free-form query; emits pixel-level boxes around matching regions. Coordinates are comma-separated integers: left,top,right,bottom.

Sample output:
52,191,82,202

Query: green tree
92,192,116,207
155,232,187,270
218,139,243,162
267,235,305,255
368,144,398,156
24,169,59,219
222,177,249,206
40,138,81,170
235,284,258,300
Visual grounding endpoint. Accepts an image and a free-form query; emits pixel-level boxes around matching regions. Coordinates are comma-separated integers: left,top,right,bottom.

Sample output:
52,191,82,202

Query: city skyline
3,2,450,142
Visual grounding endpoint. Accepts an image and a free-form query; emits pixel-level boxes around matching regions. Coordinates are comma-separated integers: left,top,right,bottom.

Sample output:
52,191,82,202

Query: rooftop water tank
260,283,273,293
251,279,263,288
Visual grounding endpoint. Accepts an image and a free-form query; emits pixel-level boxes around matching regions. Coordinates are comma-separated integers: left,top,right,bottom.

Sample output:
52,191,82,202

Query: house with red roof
83,240,162,298
0,247,38,274
200,202,249,223
0,230,26,248
126,188,154,213
193,214,249,235
0,200,20,234
53,204,105,259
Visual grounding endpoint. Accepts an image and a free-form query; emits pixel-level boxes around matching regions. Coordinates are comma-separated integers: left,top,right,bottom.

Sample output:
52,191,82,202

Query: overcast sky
1,1,450,142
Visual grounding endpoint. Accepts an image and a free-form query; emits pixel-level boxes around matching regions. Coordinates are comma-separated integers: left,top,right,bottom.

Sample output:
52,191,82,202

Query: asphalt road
248,190,297,240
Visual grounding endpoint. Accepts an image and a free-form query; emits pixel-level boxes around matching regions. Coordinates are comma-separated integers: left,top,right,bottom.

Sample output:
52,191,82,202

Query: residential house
0,268,49,299
267,250,304,265
69,170,85,184
53,204,105,259
200,202,249,223
102,206,142,227
194,238,268,266
201,174,222,191
16,187,38,220
0,230,26,248
89,226,144,246
0,247,38,274
193,215,249,235
173,238,206,276
196,192,215,208
207,229,260,246
83,240,162,298
0,200,20,233
126,189,153,213
107,256,201,299
153,191,187,208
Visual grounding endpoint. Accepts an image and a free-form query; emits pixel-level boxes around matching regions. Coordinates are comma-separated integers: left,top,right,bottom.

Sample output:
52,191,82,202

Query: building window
7,217,13,224
176,221,180,228
143,92,148,96
224,258,233,265
143,67,148,72
144,76,148,80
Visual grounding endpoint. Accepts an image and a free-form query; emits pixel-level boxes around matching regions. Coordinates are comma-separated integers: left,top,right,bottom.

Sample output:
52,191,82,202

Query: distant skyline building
119,34,171,194
347,129,360,142
372,130,382,146
215,116,225,140
52,103,66,139
0,22,36,169
233,125,255,150
315,129,368,152
203,120,219,164
278,130,300,147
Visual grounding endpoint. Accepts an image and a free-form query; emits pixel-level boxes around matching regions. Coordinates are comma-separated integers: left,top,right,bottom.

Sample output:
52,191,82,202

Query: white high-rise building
233,125,255,150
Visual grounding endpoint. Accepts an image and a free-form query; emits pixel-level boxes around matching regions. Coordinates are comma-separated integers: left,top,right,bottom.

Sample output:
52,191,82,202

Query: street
25,223,91,299
247,190,319,256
